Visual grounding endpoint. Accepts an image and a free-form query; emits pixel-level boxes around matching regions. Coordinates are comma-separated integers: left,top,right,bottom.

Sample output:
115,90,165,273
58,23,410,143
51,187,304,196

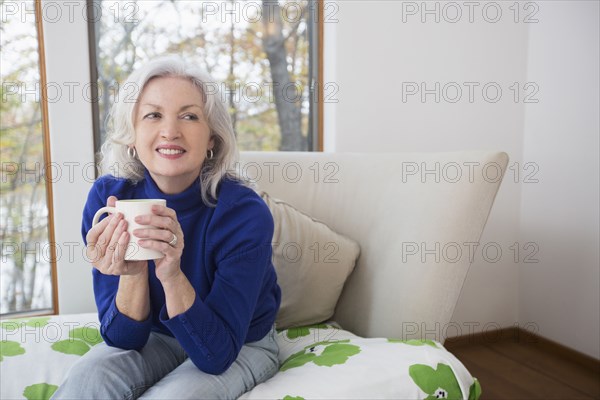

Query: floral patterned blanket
1,314,480,400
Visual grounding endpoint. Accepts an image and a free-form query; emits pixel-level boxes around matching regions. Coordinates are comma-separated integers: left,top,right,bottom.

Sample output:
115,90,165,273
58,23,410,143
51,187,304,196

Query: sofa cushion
259,191,360,329
241,323,481,400
240,151,508,340
0,315,481,400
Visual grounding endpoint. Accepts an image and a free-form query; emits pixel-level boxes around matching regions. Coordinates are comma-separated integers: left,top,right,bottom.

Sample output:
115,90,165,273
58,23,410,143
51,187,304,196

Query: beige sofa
239,151,508,342
0,151,507,400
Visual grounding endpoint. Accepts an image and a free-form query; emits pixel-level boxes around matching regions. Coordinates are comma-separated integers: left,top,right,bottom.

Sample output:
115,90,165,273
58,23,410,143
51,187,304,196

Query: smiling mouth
157,148,185,155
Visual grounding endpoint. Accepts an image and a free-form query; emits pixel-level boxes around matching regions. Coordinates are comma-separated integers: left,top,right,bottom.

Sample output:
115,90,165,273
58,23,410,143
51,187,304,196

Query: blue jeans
52,326,279,400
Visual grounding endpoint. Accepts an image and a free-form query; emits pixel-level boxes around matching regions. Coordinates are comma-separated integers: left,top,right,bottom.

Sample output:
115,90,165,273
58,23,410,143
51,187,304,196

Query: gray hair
99,55,248,206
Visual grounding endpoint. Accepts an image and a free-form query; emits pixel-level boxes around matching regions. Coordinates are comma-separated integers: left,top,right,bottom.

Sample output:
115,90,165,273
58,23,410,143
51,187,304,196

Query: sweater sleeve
160,188,275,375
82,176,152,350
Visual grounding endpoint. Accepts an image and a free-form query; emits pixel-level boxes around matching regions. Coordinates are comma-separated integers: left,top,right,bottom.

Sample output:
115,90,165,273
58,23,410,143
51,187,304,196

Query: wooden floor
445,331,600,399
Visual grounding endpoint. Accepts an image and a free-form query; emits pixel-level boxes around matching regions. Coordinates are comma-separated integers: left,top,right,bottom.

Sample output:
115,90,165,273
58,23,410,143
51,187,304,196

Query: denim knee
53,344,149,400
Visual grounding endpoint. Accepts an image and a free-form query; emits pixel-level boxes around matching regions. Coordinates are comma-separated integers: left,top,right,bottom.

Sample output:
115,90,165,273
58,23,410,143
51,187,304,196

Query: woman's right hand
85,196,147,276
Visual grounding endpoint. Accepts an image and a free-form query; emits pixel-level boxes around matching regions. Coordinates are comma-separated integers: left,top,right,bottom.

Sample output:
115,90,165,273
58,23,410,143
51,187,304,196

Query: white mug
92,199,167,261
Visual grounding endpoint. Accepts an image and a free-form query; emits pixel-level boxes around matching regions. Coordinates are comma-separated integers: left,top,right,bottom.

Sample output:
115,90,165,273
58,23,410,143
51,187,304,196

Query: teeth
158,149,184,155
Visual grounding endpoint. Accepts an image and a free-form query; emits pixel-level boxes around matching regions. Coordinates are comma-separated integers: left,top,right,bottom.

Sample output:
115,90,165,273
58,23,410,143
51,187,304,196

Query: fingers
138,235,182,256
135,215,176,233
85,214,111,246
136,230,184,254
104,228,133,275
87,211,125,272
114,224,131,263
133,226,178,244
85,215,119,262
135,205,177,229
107,196,117,207
103,219,128,268
86,196,152,276
133,205,183,254
96,213,124,253
85,196,120,259
151,204,176,219
98,220,147,276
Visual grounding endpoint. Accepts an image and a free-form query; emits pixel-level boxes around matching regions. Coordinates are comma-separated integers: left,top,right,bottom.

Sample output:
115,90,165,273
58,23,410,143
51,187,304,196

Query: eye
143,112,161,120
182,113,199,121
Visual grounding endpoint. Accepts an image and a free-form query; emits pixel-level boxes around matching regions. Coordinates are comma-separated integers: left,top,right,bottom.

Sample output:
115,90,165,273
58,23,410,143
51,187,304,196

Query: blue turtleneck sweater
82,170,281,375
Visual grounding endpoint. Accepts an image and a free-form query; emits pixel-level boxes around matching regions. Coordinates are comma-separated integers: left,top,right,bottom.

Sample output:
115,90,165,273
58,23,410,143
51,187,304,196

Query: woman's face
134,76,214,194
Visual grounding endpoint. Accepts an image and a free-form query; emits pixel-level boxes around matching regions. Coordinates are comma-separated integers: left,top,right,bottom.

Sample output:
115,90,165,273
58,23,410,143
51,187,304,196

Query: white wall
42,4,97,314
520,1,600,358
324,0,599,358
324,0,527,337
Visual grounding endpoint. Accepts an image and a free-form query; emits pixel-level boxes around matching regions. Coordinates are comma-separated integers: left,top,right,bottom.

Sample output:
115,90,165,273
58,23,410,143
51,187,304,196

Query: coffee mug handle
92,206,117,226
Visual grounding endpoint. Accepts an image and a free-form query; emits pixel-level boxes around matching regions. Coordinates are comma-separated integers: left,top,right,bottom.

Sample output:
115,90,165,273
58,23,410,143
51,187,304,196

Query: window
0,1,57,316
89,0,322,152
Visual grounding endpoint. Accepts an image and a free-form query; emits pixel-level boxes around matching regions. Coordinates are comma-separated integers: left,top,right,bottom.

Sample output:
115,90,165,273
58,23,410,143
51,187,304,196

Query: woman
53,56,281,399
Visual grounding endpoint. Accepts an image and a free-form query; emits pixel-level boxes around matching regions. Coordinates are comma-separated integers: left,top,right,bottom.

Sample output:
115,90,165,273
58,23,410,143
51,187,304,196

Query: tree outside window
90,0,320,153
1,0,56,316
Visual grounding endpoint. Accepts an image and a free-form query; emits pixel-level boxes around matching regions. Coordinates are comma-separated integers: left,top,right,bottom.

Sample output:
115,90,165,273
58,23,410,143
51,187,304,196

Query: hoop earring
207,149,214,160
127,147,137,159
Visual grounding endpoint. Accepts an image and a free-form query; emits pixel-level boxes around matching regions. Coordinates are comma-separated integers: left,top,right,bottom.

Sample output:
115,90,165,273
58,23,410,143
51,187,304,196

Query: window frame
0,1,60,319
86,0,324,155
36,0,60,317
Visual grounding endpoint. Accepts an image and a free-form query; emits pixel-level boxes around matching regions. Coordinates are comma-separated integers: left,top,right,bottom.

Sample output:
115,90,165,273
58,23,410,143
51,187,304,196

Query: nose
160,118,181,140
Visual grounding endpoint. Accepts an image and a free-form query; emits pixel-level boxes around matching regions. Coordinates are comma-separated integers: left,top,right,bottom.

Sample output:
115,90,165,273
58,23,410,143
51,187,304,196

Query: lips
156,144,186,158
158,148,184,155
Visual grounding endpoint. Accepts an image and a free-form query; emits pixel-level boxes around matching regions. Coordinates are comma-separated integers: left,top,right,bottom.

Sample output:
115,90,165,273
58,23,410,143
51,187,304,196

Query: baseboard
444,327,600,374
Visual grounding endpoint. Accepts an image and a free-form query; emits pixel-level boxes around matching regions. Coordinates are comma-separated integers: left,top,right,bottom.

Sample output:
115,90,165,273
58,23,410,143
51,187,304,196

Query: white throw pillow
259,191,360,329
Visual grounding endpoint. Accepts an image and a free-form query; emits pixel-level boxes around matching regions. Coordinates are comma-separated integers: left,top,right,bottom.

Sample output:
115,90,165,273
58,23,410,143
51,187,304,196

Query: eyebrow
141,103,202,111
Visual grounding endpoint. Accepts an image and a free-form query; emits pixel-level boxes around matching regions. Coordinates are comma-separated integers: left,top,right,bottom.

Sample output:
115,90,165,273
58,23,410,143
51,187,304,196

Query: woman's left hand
133,204,184,284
